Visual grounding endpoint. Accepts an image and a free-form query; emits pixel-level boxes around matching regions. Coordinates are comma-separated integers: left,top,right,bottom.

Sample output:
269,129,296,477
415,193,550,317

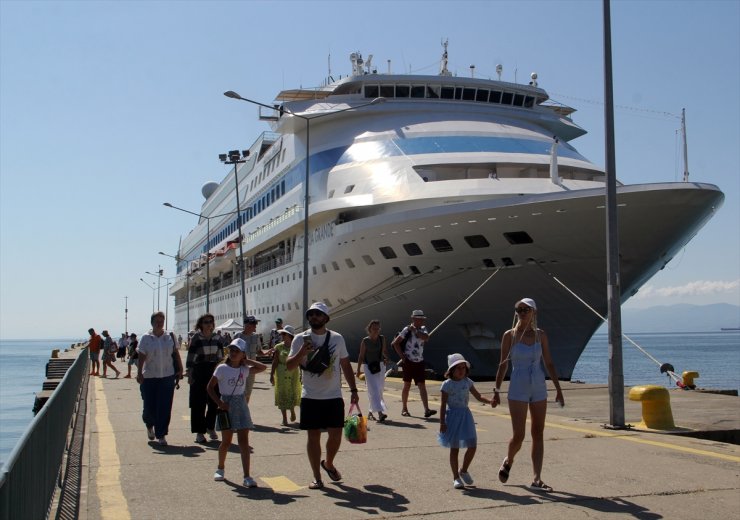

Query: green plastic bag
343,403,367,444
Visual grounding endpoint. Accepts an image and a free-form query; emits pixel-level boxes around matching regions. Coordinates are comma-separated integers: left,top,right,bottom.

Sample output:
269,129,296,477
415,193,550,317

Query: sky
1,0,738,340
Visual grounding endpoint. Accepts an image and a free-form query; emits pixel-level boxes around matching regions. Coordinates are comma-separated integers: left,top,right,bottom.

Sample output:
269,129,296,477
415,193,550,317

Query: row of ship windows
364,84,538,108
196,230,535,319
204,180,288,253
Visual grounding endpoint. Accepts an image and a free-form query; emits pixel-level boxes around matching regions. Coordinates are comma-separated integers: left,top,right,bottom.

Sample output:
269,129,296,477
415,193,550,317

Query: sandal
367,412,376,421
320,460,342,481
401,410,411,417
498,458,511,483
308,479,324,489
529,480,553,492
424,409,437,418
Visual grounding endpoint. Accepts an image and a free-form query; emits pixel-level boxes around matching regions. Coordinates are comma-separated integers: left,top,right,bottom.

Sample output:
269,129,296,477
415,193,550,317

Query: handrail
0,347,88,520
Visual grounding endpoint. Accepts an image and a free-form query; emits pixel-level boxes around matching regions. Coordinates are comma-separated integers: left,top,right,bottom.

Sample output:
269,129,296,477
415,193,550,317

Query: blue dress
507,340,548,403
437,377,477,449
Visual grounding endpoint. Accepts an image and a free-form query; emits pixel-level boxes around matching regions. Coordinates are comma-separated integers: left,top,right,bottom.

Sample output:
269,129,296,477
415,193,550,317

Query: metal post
205,218,210,313
124,296,128,333
302,118,310,329
603,0,625,428
156,265,162,311
186,273,190,332
233,162,248,322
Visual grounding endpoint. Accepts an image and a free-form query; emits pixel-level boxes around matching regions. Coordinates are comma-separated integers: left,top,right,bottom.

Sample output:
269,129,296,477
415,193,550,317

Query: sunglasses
515,307,532,314
306,310,324,317
202,319,214,325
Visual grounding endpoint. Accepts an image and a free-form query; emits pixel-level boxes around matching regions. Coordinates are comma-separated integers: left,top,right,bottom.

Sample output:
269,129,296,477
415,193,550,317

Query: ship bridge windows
501,92,514,105
396,85,410,97
440,86,454,99
503,231,533,244
462,88,476,101
476,89,489,102
489,91,502,103
361,83,537,110
410,86,425,98
380,85,395,98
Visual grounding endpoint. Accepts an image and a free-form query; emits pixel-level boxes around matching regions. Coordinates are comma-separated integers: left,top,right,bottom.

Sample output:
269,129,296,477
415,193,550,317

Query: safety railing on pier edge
0,347,88,520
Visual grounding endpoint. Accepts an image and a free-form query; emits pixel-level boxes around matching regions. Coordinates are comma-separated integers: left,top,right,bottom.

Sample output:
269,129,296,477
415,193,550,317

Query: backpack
302,331,332,375
396,328,412,354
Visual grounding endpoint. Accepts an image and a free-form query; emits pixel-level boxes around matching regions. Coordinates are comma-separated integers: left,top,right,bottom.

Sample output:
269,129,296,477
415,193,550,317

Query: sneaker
460,471,474,486
195,433,207,443
207,429,218,441
453,478,465,489
157,437,167,446
243,476,257,488
146,426,155,440
213,469,225,481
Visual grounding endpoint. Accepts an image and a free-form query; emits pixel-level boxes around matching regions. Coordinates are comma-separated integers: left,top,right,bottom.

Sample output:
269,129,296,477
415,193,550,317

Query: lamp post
164,203,242,313
223,90,385,328
144,267,163,310
159,251,191,333
218,150,249,323
139,278,156,313
124,296,128,333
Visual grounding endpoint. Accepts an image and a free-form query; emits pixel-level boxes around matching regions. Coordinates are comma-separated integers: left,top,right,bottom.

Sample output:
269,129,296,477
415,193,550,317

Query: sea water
0,332,738,467
0,339,81,468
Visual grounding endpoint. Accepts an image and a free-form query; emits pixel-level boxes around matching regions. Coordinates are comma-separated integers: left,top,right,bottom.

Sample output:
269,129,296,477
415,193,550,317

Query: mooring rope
428,268,501,337
544,269,683,385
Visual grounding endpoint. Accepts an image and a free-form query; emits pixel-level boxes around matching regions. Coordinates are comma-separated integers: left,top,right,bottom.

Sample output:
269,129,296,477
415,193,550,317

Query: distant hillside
595,303,740,333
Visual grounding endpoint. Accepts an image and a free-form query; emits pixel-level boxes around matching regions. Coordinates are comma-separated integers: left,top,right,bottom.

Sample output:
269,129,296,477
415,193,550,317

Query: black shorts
402,359,427,385
300,397,345,430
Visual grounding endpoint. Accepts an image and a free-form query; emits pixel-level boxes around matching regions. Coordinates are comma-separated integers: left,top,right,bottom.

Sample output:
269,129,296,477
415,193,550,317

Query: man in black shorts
392,309,437,418
287,302,359,489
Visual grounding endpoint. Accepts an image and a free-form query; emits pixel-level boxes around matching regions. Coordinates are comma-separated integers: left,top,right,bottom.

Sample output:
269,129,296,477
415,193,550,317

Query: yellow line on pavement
382,388,740,463
261,476,305,492
94,377,131,519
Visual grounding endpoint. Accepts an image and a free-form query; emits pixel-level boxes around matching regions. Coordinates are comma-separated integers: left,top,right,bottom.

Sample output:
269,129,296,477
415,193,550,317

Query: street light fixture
218,150,249,323
144,267,163,310
223,90,385,328
163,202,243,314
159,251,191,333
139,278,156,313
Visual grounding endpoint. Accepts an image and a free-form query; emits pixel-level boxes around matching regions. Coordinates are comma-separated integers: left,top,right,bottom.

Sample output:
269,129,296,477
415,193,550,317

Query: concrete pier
68,351,740,519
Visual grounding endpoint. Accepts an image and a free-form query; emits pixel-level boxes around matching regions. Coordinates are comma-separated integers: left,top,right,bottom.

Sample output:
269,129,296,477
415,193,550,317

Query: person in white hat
493,298,564,492
438,353,494,489
391,309,437,418
286,302,359,489
269,325,301,426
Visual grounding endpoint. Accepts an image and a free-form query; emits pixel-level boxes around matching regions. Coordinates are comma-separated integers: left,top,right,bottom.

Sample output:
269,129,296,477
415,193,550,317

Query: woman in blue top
493,298,564,492
438,353,493,489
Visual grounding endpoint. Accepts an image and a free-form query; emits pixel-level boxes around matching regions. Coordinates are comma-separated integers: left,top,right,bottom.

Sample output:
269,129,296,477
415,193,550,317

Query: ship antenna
496,63,502,81
681,108,690,182
439,38,451,76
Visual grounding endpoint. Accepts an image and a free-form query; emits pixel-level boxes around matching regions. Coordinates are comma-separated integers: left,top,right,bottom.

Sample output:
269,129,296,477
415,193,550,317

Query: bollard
628,385,675,430
51,349,59,359
682,371,699,390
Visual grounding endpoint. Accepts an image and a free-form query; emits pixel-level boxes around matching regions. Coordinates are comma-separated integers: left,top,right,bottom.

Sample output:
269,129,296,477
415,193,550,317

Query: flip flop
424,409,437,418
320,460,342,481
308,479,324,489
530,480,553,492
401,410,411,417
498,458,511,483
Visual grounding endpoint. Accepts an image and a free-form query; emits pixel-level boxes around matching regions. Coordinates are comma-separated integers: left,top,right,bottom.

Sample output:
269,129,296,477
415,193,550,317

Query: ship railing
0,347,88,520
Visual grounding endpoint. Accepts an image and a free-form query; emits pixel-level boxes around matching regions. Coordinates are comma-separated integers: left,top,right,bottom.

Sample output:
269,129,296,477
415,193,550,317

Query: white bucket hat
444,353,470,377
306,301,330,320
277,325,295,337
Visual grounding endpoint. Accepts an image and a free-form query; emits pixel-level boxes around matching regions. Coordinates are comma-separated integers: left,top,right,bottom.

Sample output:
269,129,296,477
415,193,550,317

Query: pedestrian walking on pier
236,316,268,403
186,313,224,443
493,298,564,492
438,353,493,489
287,302,359,489
392,309,436,418
136,311,184,445
207,338,267,488
356,319,390,422
101,330,120,378
125,333,138,378
87,328,101,376
269,325,300,426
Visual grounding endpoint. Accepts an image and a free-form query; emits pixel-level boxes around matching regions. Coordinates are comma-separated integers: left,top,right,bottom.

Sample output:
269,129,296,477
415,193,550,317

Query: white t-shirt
213,363,249,396
289,330,348,400
137,331,176,379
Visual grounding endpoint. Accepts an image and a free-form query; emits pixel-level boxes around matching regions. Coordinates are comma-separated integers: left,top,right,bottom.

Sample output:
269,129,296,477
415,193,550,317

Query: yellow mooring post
628,385,676,430
682,371,700,389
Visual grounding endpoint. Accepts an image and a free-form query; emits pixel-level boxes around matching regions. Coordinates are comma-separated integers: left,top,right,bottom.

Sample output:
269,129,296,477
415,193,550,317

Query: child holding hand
438,353,494,489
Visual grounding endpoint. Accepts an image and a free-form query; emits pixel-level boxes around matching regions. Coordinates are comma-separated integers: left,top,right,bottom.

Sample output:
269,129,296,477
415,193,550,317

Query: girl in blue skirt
438,353,494,489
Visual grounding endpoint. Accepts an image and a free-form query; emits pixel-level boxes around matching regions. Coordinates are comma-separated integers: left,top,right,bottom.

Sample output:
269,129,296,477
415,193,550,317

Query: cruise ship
168,45,724,379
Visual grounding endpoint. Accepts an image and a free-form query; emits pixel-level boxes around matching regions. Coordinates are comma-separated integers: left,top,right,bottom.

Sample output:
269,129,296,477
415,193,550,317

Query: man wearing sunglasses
287,302,359,490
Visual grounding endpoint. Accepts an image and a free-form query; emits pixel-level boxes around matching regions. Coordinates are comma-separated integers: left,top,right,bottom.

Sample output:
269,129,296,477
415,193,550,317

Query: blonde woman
493,298,564,492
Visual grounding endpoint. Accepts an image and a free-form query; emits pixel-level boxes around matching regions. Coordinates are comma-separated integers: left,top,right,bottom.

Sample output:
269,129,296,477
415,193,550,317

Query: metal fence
0,348,88,520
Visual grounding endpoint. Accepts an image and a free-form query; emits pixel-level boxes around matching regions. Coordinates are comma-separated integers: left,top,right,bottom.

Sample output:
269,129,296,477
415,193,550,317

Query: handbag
367,360,381,374
215,367,243,431
302,332,332,375
343,403,367,444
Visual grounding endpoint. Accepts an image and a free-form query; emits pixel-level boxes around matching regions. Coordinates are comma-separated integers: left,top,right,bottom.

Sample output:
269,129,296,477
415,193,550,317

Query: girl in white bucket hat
438,353,494,489
493,298,564,492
